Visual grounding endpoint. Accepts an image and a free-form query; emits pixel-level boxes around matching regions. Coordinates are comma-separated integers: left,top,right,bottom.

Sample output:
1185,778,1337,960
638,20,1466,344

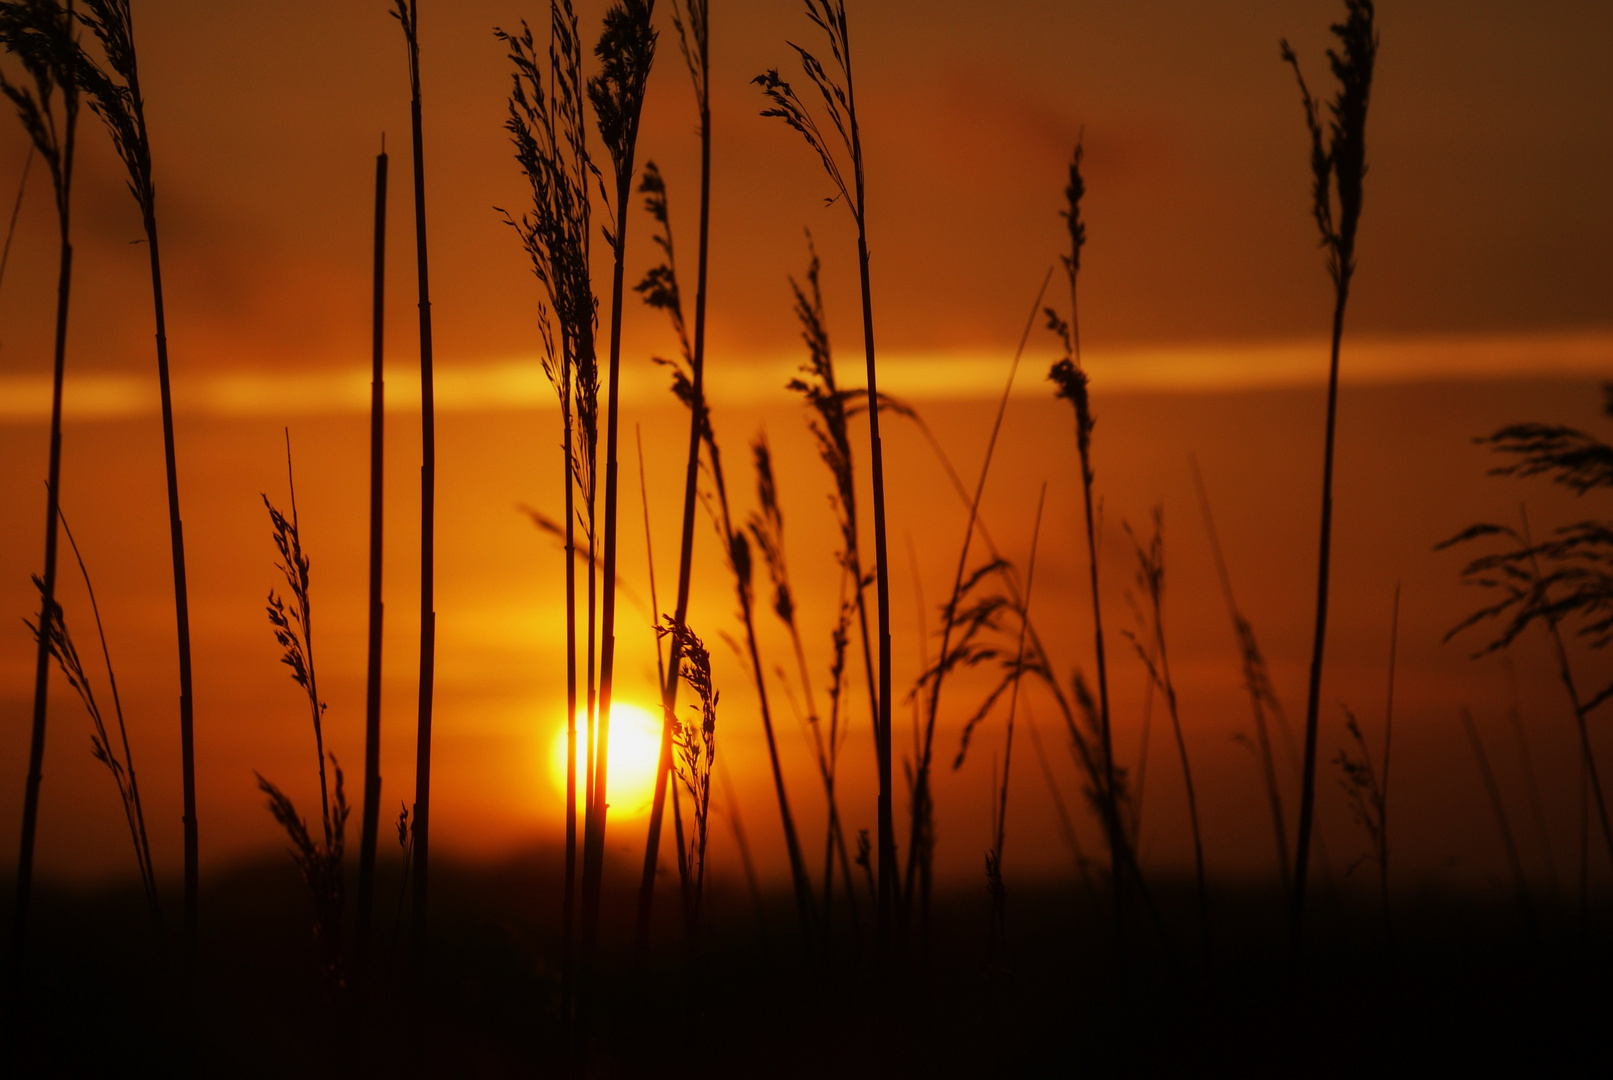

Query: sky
1,1,1612,906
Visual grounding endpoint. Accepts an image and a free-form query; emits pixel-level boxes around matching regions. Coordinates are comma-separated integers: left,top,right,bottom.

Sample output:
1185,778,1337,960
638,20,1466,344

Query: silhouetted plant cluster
258,455,348,989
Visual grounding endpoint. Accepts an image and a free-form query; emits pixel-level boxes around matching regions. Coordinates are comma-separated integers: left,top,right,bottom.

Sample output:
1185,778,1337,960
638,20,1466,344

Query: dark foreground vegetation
4,855,1610,1077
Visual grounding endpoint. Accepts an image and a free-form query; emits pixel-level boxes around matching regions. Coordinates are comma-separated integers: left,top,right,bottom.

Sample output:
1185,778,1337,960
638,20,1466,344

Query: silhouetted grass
635,423,695,939
582,0,657,988
1046,138,1138,942
0,141,30,288
1333,584,1398,946
700,383,818,949
1124,509,1208,959
638,158,817,949
909,268,1050,952
2,0,79,959
498,1,595,1018
74,0,200,954
390,0,438,952
355,145,387,976
984,483,1046,965
1440,385,1613,919
632,156,699,945
757,0,897,953
635,0,710,954
784,238,877,945
1281,0,1378,954
657,617,717,933
258,442,348,989
28,508,159,935
748,433,862,944
1439,509,1613,880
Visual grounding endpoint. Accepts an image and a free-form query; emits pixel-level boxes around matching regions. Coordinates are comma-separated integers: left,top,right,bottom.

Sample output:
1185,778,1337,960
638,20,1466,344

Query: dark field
5,855,1608,1077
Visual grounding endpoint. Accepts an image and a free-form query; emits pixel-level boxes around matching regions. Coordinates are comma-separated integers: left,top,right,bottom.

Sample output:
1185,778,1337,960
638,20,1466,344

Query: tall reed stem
6,0,77,959
639,0,708,952
1047,141,1130,935
495,10,592,1018
580,0,656,983
842,40,895,963
1284,0,1376,954
356,147,388,968
755,0,891,952
76,0,203,947
393,0,437,950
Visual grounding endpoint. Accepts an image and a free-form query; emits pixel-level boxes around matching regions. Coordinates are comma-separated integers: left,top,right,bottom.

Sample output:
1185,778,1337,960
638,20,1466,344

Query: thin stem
1292,282,1350,955
0,143,33,291
59,506,160,933
904,268,1052,948
639,3,708,949
356,147,388,970
397,0,438,951
989,484,1047,958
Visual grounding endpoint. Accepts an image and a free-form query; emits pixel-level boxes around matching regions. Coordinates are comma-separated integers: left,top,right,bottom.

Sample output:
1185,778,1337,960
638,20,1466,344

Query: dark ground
1,851,1607,1077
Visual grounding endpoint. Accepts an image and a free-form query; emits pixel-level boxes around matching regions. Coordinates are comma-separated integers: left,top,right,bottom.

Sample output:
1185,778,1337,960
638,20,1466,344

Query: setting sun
548,701,666,817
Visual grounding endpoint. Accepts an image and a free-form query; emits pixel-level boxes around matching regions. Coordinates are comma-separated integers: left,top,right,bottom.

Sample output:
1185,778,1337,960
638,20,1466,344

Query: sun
548,700,664,817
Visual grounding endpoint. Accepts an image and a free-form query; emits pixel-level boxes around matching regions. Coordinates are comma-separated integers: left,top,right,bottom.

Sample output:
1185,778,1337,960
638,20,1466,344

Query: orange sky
2,2,1612,903
1,1,1610,376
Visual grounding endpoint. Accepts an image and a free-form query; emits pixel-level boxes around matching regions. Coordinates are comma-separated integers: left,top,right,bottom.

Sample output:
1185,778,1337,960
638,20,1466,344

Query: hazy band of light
1,329,1608,424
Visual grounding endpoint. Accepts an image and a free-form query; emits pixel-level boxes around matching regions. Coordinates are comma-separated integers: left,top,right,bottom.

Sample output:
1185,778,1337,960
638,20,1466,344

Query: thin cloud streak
2,328,1609,423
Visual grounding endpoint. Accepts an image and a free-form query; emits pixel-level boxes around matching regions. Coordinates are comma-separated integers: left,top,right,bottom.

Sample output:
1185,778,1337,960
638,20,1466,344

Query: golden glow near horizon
7,329,1613,424
548,701,664,819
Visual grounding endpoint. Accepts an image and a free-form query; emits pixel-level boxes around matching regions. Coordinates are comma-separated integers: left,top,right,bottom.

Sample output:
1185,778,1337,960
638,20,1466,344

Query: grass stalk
906,268,1051,951
391,0,437,950
658,618,718,936
986,484,1047,962
580,0,656,985
636,0,707,952
1046,139,1134,937
712,432,818,947
30,508,160,934
785,240,879,940
637,425,693,934
1282,0,1378,955
0,141,32,288
749,434,861,945
497,5,595,1018
1124,509,1208,958
77,0,201,955
1439,509,1613,881
757,0,894,953
355,146,387,970
3,0,79,959
261,439,349,986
